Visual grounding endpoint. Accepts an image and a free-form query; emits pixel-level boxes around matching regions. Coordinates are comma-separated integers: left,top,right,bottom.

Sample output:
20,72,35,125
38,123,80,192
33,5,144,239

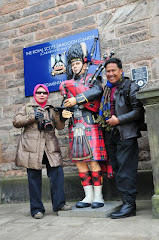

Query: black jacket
114,77,144,139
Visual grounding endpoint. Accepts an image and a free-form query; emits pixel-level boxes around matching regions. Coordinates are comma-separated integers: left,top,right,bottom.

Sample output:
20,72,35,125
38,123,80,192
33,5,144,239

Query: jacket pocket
22,132,39,153
46,136,60,153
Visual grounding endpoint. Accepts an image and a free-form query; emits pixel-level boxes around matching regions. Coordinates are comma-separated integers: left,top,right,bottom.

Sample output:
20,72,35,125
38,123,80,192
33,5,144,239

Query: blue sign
23,29,100,96
131,66,148,88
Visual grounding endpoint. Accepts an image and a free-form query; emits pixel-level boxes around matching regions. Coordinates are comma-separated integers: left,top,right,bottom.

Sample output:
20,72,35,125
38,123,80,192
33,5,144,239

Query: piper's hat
66,42,88,79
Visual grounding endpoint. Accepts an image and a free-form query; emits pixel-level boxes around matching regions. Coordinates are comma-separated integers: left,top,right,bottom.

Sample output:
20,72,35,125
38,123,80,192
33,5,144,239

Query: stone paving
0,200,159,240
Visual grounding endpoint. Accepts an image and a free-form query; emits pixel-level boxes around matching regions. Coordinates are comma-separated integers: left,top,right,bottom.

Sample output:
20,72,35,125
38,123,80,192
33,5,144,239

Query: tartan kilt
69,117,107,162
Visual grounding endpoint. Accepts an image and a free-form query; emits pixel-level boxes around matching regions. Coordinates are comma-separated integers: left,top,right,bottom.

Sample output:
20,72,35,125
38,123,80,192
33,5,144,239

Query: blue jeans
27,157,65,216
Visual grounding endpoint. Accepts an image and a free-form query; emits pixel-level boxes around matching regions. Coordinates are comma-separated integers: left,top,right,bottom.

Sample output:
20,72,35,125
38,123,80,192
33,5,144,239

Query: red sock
79,171,92,186
92,171,103,186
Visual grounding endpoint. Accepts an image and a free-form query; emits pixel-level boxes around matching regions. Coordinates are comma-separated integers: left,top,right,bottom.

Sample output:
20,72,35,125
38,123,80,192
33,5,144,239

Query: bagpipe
57,37,114,112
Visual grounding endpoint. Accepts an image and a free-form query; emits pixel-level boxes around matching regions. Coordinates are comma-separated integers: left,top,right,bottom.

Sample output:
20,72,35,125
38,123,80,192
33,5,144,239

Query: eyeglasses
35,91,48,95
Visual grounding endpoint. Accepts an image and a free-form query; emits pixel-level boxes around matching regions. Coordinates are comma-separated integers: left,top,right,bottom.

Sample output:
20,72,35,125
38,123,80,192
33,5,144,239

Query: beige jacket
13,99,65,169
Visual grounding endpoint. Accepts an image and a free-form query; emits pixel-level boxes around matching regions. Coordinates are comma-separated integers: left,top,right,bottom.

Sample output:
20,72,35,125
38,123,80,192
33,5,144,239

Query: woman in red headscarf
13,84,71,219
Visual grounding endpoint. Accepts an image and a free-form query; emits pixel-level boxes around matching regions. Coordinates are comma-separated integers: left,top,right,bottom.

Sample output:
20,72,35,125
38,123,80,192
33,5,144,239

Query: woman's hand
62,109,73,119
64,97,77,107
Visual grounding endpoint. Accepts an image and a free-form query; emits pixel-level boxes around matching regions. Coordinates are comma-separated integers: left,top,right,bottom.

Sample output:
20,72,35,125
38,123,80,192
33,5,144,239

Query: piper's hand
64,97,77,107
62,109,73,119
106,115,119,126
35,111,44,120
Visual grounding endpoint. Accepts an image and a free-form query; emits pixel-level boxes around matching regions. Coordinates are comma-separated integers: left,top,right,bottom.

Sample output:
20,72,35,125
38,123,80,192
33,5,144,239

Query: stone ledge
0,170,154,204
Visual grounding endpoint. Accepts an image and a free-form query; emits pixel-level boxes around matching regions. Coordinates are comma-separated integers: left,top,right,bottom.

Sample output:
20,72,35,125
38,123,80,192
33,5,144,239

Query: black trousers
104,130,139,199
27,154,65,216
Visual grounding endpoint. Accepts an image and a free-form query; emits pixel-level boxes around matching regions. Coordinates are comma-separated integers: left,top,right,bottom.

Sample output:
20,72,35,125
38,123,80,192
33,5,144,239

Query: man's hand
64,97,77,107
62,109,73,119
106,115,120,126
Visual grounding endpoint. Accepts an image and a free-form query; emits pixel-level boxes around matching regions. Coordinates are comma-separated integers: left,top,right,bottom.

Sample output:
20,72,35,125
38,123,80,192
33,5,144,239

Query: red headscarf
33,84,49,108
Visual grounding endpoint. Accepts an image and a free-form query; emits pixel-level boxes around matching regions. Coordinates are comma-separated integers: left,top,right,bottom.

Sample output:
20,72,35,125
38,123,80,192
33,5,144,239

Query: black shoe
76,202,91,208
110,202,136,219
92,202,104,209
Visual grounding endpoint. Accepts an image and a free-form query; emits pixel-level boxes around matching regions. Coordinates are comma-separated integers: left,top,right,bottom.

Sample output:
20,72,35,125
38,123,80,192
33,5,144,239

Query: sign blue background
23,29,101,96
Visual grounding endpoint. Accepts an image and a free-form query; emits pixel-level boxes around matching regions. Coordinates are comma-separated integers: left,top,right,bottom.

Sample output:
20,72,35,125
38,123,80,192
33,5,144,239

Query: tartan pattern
92,171,103,186
79,171,92,186
59,74,100,112
69,117,107,162
99,160,114,179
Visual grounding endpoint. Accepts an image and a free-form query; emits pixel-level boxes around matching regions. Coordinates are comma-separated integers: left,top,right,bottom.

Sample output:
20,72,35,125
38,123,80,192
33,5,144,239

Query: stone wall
0,0,158,177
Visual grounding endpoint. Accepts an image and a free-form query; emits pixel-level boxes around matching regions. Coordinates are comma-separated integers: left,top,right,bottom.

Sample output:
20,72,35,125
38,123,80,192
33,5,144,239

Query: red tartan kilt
69,118,107,162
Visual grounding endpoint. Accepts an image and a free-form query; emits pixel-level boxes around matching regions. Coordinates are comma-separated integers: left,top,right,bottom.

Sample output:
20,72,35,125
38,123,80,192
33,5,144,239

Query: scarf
33,84,49,108
96,76,123,131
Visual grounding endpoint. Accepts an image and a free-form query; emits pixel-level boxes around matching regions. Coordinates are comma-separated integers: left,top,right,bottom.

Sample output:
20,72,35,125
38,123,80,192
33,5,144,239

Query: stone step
58,201,122,218
0,170,154,204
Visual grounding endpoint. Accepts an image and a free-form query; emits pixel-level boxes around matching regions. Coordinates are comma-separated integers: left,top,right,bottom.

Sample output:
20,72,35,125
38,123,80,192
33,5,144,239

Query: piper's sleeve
76,79,103,105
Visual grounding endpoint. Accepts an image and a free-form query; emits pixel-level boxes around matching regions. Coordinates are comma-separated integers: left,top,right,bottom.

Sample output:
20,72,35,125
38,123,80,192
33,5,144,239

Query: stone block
6,78,24,88
150,16,159,37
8,14,39,29
0,96,10,106
0,73,14,81
57,0,73,6
103,1,153,30
47,15,65,27
152,0,159,16
4,61,23,73
14,52,23,62
0,81,6,90
28,0,43,5
116,20,148,36
0,40,9,50
23,0,56,17
104,0,125,9
0,0,27,15
11,33,34,46
96,11,113,28
84,0,103,6
0,140,2,163
14,70,24,79
116,38,159,64
152,58,159,80
0,10,21,24
72,16,96,30
40,9,57,20
0,56,14,66
0,23,8,32
100,38,120,51
2,152,16,163
36,24,71,40
20,22,46,35
58,201,121,218
0,29,18,41
58,2,78,14
65,3,101,22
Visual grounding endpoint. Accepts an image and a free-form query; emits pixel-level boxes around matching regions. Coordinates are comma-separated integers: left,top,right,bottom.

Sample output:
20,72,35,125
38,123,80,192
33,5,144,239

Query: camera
38,119,53,132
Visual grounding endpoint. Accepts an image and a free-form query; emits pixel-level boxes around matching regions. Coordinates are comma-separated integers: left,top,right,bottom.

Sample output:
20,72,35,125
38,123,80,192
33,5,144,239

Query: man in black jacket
97,58,144,219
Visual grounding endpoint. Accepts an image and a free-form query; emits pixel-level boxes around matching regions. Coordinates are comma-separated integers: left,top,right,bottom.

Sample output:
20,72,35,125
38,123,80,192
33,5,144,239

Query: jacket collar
27,99,53,109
